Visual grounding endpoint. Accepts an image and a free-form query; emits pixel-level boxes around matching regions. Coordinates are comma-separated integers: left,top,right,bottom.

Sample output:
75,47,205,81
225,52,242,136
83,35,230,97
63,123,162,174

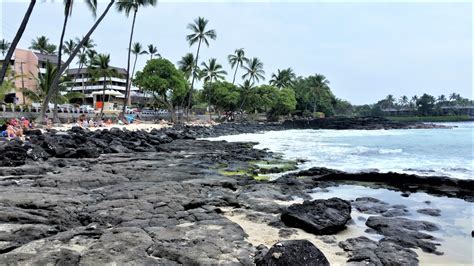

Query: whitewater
210,122,474,180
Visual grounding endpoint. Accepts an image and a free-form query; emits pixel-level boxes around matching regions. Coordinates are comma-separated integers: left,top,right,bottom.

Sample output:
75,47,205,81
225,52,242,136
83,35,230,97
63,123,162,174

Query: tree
200,58,227,83
416,93,435,116
245,85,277,113
228,48,248,84
201,58,227,119
22,62,82,105
384,94,395,109
130,42,146,84
177,53,196,81
133,58,187,122
89,53,117,117
269,88,296,120
0,66,20,102
270,68,295,89
143,44,160,59
0,0,36,86
185,17,216,113
0,39,11,56
202,81,239,116
117,0,158,116
292,74,335,116
399,95,408,108
74,37,96,102
238,79,254,117
38,0,116,124
242,57,265,83
333,98,353,116
30,36,57,55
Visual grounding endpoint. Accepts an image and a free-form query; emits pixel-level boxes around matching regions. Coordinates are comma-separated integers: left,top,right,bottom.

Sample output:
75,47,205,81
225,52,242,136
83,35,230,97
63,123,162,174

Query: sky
0,0,472,105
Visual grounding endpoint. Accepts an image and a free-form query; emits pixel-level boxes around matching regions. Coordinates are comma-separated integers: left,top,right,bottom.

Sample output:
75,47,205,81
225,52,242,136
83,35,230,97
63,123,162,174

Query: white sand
221,207,355,265
49,121,217,132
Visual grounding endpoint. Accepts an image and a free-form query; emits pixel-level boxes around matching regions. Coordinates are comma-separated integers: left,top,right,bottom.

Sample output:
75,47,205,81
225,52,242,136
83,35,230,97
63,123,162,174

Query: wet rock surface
339,236,419,265
281,198,351,235
256,240,330,266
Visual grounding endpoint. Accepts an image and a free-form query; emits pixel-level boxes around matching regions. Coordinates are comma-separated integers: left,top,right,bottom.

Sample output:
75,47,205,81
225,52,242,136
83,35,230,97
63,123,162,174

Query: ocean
209,122,474,180
208,121,474,263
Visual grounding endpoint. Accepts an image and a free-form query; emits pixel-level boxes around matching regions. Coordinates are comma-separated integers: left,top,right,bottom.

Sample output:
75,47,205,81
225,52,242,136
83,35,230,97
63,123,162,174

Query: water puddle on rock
309,185,473,265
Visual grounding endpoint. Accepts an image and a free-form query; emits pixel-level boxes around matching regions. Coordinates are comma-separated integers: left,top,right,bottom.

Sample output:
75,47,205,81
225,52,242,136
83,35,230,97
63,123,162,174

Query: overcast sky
1,0,472,104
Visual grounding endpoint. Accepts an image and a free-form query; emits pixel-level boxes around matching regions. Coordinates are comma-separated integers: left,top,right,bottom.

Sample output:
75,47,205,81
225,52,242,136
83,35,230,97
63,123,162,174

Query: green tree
0,39,11,56
117,0,158,115
89,53,117,117
270,68,296,89
22,62,81,105
242,57,265,83
398,95,408,108
0,0,36,86
201,58,227,83
133,58,187,122
384,94,395,109
74,37,96,102
292,74,335,116
202,81,239,117
228,48,248,84
30,36,57,54
333,98,353,116
269,87,296,120
177,53,196,81
238,79,254,117
185,17,216,112
0,66,19,102
246,85,277,113
416,93,436,116
143,44,160,59
130,42,146,83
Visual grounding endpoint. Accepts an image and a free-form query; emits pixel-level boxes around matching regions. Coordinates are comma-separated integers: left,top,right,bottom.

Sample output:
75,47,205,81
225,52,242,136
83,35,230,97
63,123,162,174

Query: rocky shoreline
0,121,471,265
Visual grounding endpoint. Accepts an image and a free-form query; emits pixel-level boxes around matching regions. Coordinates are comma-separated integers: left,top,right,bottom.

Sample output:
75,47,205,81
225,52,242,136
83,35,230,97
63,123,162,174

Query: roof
67,66,128,76
34,52,62,64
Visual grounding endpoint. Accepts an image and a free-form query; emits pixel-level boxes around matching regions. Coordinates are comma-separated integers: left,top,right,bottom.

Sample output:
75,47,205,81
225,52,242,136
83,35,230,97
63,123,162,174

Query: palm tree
39,0,116,124
63,39,76,58
270,68,296,89
30,36,57,54
238,79,254,119
228,48,248,84
0,66,20,102
309,74,330,113
399,95,408,108
185,17,217,113
74,37,95,102
143,44,159,59
242,57,265,83
201,58,227,119
177,53,196,81
117,0,158,115
0,0,36,86
89,54,117,117
385,94,395,109
200,58,227,83
130,42,146,84
22,62,82,105
0,39,11,56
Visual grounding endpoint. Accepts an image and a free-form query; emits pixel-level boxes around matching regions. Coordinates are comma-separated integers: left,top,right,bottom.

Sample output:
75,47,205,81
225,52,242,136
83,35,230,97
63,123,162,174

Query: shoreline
0,122,472,264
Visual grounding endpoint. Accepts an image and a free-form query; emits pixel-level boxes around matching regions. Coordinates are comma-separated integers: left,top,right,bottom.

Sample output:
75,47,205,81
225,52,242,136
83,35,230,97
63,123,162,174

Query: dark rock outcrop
339,236,419,265
365,216,441,254
281,197,351,235
256,240,329,266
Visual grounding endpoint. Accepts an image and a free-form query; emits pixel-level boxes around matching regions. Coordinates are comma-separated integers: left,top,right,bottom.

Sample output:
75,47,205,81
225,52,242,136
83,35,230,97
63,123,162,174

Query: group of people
75,114,113,128
1,117,34,140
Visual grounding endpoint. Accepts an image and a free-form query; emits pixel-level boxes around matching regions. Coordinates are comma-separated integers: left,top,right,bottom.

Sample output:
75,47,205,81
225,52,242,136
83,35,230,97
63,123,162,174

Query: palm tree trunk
38,0,115,124
52,6,71,124
0,0,36,85
100,75,106,117
130,53,138,96
186,38,202,119
77,62,85,103
232,62,239,85
121,8,138,116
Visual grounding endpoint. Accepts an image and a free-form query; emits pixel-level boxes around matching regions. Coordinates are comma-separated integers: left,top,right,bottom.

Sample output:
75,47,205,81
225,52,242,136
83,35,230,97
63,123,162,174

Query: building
0,48,60,104
65,67,139,111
